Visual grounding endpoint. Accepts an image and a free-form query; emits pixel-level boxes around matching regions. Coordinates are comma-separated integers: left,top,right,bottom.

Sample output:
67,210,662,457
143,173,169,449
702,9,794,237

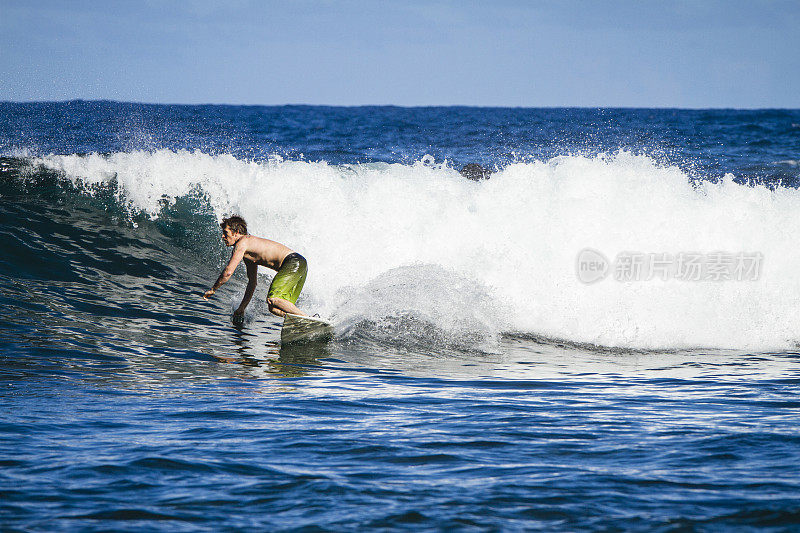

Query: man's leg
267,297,307,317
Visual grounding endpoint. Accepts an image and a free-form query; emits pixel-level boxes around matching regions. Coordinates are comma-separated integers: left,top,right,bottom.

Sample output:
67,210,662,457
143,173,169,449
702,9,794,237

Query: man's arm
234,260,258,315
203,240,247,299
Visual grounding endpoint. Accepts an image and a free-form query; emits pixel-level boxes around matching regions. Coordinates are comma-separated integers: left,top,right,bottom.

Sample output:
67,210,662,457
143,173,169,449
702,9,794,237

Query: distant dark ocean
2,101,800,531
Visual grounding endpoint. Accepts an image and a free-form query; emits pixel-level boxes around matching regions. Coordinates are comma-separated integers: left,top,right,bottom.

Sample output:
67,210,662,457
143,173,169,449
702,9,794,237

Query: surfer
202,215,308,319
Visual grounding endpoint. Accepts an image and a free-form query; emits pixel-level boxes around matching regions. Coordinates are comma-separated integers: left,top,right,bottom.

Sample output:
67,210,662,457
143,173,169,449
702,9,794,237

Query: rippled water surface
5,341,800,531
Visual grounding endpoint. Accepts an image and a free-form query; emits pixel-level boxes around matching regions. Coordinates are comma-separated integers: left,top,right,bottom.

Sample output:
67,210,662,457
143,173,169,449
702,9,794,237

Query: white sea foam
33,149,800,350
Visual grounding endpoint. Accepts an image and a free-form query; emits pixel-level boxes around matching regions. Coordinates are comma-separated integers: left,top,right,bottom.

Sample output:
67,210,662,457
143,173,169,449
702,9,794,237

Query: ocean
1,101,800,531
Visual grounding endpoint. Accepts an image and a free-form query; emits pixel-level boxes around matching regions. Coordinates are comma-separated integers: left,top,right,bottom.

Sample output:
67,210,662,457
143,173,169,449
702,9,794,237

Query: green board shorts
267,253,308,304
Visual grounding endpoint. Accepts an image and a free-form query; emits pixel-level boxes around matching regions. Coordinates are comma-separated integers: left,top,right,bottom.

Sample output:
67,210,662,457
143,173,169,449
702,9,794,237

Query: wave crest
31,149,800,350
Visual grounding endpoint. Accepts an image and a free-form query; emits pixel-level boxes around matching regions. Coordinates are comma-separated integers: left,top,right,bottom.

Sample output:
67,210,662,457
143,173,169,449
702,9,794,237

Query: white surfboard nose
281,314,333,344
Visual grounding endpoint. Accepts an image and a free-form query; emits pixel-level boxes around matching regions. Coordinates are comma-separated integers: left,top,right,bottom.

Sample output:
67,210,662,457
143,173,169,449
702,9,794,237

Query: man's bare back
239,235,294,271
203,216,308,319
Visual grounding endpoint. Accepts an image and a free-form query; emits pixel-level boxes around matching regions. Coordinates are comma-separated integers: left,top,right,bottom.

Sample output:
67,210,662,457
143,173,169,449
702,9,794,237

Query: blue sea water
1,101,800,531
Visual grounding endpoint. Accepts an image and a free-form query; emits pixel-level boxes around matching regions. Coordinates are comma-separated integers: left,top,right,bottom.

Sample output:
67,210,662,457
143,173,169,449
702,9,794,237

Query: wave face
29,148,800,350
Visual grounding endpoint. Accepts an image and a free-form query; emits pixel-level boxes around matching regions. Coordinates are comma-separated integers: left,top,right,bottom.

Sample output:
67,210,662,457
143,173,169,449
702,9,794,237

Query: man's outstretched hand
203,289,215,300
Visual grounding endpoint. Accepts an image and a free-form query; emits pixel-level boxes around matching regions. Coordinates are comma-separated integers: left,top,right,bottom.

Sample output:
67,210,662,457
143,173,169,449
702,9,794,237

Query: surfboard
281,313,333,345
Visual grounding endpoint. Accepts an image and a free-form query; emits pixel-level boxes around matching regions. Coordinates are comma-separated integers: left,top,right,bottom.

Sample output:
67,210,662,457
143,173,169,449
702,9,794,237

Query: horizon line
2,98,799,112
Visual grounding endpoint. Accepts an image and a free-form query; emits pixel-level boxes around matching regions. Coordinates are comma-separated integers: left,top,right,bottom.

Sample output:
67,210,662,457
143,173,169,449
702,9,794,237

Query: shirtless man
203,215,308,318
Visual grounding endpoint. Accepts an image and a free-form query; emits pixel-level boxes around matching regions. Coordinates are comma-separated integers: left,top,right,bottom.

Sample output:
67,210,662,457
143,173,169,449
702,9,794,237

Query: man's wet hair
220,215,248,235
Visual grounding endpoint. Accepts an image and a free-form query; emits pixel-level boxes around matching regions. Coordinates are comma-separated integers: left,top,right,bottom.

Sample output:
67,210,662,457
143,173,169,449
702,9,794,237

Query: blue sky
1,0,798,107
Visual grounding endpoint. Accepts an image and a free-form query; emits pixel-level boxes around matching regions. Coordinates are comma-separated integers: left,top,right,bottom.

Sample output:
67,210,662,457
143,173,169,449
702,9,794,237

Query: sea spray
332,264,506,353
